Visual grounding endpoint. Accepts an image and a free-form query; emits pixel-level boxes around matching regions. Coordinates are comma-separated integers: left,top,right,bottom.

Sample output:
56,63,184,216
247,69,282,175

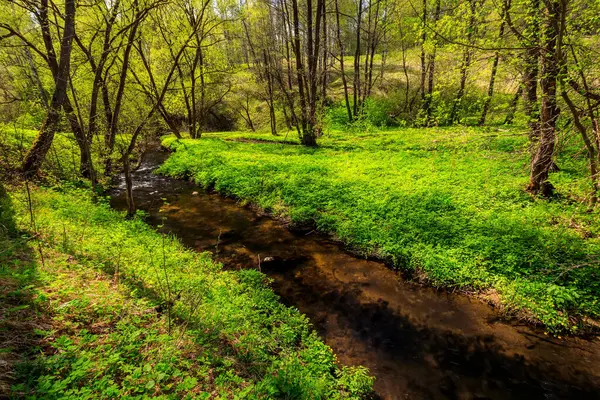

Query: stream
110,150,600,400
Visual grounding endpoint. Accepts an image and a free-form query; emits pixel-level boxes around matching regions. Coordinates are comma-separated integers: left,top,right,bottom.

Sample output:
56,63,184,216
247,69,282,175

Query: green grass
0,184,373,398
159,127,600,332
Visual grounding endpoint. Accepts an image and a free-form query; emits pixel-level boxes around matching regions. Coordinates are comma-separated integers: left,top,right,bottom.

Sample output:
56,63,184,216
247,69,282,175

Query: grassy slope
159,128,600,332
0,185,373,399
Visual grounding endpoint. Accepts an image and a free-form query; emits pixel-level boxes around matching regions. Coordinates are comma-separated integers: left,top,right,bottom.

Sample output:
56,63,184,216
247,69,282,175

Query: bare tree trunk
420,0,427,100
264,50,278,136
242,94,256,131
23,46,49,109
82,0,120,153
106,9,142,174
123,155,135,217
22,0,76,177
563,29,598,204
34,0,92,179
450,0,479,124
479,0,510,126
524,0,541,152
291,0,309,138
353,0,363,118
528,0,561,196
305,0,323,145
320,0,328,106
197,46,206,139
422,0,441,124
363,0,380,102
562,91,598,205
334,0,352,122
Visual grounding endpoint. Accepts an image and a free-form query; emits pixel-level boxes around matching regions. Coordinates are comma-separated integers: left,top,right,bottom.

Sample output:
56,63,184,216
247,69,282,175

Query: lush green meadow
159,127,600,332
0,184,373,398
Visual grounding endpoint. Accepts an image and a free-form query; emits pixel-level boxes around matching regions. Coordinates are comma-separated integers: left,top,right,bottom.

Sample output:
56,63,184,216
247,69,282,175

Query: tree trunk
24,46,49,109
334,0,352,122
528,0,561,196
422,0,441,124
449,0,478,124
123,155,136,218
420,0,427,100
479,0,510,126
523,0,541,152
353,0,363,117
291,0,308,136
22,0,76,177
562,91,598,205
106,11,141,174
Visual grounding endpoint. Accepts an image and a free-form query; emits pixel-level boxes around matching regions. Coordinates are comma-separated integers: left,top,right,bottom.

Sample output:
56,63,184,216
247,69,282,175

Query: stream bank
111,150,600,400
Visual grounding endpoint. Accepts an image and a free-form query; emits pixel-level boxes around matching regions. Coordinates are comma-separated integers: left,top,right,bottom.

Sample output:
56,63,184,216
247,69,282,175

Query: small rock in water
263,256,275,263
192,191,199,196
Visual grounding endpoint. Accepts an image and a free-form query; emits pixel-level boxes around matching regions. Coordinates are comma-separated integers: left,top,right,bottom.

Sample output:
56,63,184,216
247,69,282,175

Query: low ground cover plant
0,184,373,398
159,127,600,332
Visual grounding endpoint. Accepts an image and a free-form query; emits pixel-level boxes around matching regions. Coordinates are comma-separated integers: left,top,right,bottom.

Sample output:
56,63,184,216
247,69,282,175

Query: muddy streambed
110,150,600,400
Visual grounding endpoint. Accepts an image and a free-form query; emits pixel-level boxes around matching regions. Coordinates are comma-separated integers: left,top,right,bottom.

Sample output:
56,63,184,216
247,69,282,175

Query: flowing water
110,150,600,400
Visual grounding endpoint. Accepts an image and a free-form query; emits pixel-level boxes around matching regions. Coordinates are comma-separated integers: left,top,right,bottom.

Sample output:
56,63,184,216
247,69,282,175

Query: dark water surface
111,150,600,400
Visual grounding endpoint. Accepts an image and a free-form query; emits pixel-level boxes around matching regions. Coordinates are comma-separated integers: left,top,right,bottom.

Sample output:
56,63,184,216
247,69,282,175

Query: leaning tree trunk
562,91,599,205
528,0,561,196
22,0,76,177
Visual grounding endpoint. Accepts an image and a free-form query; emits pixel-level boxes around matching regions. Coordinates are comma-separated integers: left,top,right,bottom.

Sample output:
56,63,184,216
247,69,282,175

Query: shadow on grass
0,184,50,398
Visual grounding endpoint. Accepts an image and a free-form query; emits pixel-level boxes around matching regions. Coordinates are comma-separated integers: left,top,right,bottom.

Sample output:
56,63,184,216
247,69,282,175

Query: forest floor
158,126,600,333
0,183,372,398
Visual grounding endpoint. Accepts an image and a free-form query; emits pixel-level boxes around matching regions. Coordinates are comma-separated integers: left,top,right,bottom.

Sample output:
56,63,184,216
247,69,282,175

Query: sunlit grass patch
1,185,373,398
159,127,600,332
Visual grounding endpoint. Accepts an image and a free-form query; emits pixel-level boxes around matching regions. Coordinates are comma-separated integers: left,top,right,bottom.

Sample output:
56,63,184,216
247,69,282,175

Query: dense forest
1,0,600,398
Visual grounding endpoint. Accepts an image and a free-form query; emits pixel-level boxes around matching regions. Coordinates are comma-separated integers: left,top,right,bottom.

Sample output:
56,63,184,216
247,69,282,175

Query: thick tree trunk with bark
528,0,561,196
22,0,76,177
523,0,541,152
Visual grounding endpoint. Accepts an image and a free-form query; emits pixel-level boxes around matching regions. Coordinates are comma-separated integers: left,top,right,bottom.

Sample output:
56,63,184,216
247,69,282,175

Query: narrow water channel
110,150,600,400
